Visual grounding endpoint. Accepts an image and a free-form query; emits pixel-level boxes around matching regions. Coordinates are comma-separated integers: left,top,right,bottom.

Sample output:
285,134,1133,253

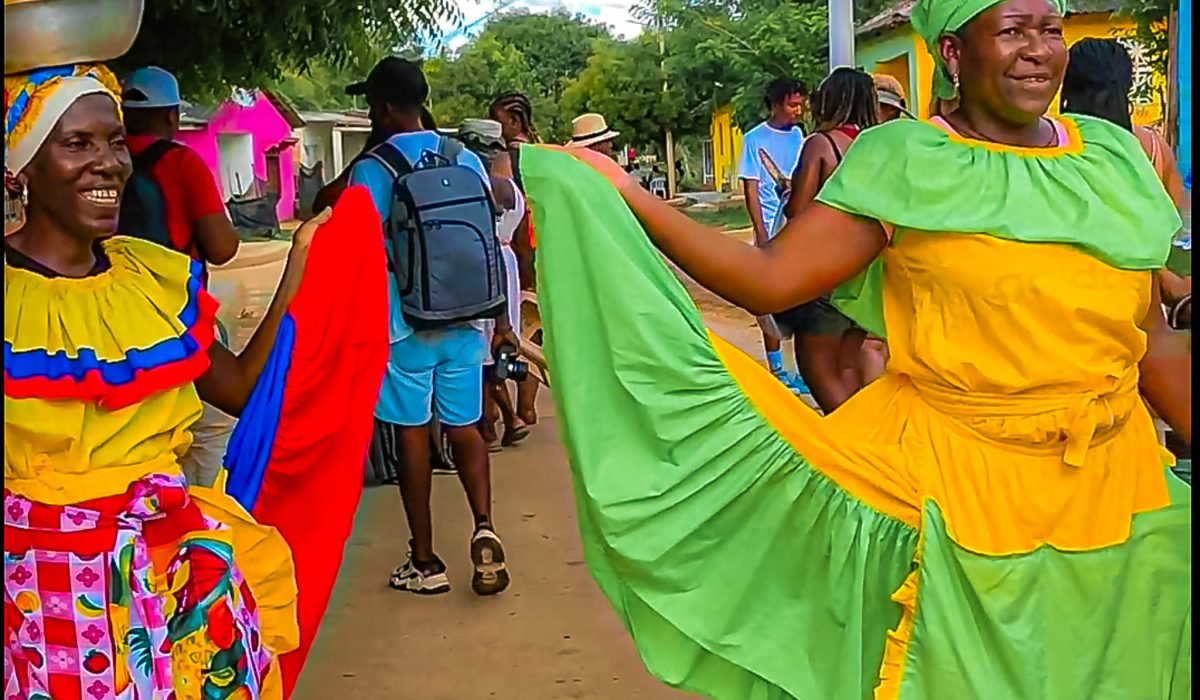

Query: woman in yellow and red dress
4,64,388,698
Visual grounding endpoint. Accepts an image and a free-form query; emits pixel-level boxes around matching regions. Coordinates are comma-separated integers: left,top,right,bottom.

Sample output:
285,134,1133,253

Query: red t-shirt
126,135,226,260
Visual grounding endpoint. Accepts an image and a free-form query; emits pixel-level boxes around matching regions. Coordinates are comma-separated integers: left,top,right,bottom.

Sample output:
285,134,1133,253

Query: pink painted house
176,89,305,222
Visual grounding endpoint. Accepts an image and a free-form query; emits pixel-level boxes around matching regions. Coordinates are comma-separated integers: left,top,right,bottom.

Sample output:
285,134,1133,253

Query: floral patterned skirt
4,474,272,700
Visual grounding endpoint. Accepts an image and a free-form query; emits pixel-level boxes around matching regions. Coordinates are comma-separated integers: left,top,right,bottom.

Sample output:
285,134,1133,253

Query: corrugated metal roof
297,110,371,128
856,0,1122,37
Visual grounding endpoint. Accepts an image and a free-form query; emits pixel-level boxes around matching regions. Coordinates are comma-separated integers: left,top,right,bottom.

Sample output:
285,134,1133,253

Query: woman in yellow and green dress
4,64,388,698
515,0,1191,697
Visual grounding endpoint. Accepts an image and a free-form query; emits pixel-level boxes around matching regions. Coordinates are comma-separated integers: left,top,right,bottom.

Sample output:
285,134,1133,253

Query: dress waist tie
910,372,1141,468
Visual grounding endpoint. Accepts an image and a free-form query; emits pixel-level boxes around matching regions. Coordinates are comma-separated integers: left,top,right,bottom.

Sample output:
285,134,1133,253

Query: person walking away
737,78,808,393
121,66,242,488
311,97,439,214
775,68,880,413
459,118,531,450
490,92,542,426
1060,38,1191,326
348,59,515,595
569,113,620,158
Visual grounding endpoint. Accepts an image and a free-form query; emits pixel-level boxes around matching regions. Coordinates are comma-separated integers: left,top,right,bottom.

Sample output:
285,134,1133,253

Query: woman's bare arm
1139,273,1191,443
621,183,885,315
194,209,330,416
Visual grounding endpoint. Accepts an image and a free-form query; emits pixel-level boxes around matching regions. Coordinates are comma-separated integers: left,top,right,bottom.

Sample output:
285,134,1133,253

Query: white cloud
434,0,644,52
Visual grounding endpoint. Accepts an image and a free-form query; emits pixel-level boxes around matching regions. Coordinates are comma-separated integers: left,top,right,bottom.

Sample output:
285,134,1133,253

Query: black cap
345,57,429,107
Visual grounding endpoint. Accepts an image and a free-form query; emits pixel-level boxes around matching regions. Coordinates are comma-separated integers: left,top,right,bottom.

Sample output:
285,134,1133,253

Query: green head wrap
912,0,1069,100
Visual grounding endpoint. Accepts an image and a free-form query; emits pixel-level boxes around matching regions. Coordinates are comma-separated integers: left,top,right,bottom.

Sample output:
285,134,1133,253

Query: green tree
641,0,829,130
560,34,700,148
424,34,539,127
114,0,455,100
479,9,613,101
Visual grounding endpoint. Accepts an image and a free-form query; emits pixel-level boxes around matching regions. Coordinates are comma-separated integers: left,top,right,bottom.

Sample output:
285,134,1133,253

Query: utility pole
828,0,856,69
658,13,677,199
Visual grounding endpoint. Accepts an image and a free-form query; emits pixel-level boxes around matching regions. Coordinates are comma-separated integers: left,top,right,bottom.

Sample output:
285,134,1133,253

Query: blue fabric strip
222,313,296,511
5,260,205,385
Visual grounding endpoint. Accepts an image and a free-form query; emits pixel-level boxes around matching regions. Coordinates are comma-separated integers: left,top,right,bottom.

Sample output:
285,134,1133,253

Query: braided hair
811,67,880,132
489,91,540,143
1061,38,1134,132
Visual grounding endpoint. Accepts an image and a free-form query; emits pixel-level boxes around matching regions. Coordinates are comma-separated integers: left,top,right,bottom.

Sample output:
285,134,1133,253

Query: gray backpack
366,137,506,330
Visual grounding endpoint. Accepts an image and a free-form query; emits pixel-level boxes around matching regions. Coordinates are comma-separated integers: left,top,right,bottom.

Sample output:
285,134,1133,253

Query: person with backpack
121,67,242,489
347,58,515,596
121,67,240,270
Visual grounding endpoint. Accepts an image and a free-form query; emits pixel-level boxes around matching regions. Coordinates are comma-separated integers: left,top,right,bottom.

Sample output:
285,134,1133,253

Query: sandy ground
209,239,768,700
291,281,771,700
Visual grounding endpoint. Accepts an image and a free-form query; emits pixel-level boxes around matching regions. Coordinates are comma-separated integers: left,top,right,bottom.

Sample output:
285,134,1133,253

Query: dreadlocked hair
1061,38,1134,131
489,91,540,142
812,67,880,132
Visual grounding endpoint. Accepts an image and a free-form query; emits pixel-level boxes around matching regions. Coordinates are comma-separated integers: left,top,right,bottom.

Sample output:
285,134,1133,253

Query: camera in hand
491,342,529,383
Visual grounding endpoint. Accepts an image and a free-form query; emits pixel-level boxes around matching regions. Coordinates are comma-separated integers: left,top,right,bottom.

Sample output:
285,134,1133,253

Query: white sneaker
470,527,511,596
389,555,451,595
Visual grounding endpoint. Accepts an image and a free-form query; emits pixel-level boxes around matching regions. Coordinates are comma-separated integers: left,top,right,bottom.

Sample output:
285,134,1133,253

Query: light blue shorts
375,328,488,428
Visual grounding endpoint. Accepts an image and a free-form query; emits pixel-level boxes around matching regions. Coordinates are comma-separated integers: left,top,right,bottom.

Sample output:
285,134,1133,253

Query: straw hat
569,113,619,147
872,74,915,118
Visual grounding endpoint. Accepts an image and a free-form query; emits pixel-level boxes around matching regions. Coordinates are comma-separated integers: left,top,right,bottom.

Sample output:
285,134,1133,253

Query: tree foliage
114,0,455,101
1117,0,1172,77
424,9,614,143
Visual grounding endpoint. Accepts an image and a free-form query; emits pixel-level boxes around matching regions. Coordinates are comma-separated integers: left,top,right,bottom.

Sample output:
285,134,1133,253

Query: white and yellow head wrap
4,64,122,176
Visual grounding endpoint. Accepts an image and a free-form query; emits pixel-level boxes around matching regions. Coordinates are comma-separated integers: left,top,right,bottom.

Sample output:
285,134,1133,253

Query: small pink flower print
75,567,100,588
51,649,72,670
6,499,25,522
86,680,110,699
45,596,67,615
81,624,105,645
8,566,32,586
66,509,89,527
24,621,41,644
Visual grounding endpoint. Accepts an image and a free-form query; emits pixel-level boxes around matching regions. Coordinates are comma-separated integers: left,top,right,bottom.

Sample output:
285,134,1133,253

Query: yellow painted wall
855,13,1165,126
710,104,744,193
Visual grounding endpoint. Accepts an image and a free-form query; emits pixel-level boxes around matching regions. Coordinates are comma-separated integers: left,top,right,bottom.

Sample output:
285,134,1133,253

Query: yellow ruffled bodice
820,232,1170,555
4,237,214,504
882,231,1151,399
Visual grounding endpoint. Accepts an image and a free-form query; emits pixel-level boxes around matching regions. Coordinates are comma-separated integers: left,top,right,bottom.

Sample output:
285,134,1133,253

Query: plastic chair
649,177,668,199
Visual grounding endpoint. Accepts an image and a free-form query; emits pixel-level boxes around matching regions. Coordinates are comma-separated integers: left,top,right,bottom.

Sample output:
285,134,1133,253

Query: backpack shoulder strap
134,139,181,169
365,141,413,180
436,136,464,163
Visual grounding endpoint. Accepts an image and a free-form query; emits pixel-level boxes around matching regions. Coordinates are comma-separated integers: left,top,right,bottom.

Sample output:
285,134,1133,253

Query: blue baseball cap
122,67,182,109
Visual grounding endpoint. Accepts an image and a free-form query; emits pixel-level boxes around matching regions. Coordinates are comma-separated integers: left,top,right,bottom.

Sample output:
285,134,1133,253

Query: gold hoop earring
952,72,961,97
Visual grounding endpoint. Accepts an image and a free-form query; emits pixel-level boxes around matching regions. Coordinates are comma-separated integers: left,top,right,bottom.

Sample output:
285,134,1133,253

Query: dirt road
211,240,786,699
294,301,767,700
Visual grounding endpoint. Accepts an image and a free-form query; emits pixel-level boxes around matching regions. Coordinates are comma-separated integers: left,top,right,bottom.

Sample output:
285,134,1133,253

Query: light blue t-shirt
736,122,805,238
349,131,491,345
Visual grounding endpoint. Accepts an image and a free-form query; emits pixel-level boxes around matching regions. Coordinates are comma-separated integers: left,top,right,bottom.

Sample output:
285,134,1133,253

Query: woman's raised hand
292,207,333,253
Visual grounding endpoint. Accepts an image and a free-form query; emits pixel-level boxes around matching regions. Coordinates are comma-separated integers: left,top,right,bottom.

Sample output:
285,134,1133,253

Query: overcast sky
436,0,644,50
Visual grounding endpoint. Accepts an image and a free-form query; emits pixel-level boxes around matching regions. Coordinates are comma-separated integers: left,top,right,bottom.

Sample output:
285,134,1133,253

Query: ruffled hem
5,237,217,409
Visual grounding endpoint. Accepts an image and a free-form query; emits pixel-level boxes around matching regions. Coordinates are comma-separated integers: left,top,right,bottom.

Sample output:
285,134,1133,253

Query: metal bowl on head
4,0,145,75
